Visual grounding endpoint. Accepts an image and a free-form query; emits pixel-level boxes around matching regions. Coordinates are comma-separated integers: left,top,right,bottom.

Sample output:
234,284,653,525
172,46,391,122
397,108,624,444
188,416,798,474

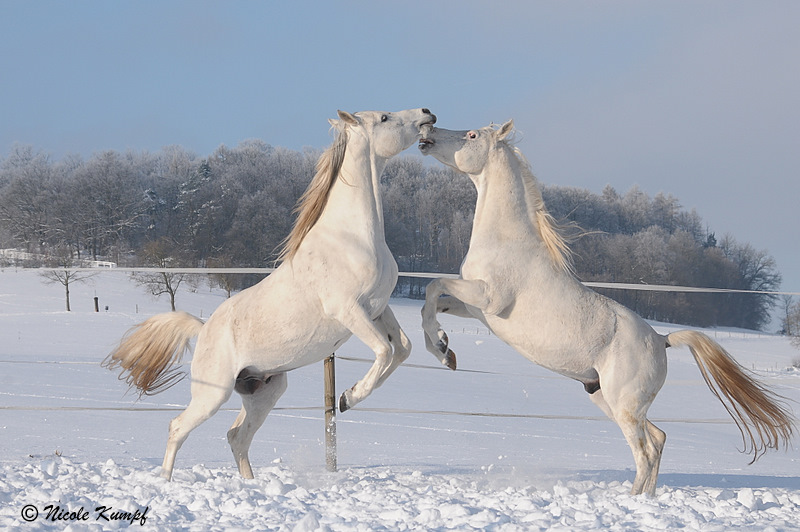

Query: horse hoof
338,393,350,413
444,350,457,371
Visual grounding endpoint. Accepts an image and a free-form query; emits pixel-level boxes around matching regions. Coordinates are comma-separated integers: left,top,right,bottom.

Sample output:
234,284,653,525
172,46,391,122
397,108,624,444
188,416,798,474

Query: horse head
334,108,436,160
418,119,514,175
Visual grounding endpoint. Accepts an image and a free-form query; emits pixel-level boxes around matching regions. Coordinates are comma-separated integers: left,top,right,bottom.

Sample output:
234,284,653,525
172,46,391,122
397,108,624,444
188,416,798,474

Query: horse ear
497,120,514,141
337,110,359,126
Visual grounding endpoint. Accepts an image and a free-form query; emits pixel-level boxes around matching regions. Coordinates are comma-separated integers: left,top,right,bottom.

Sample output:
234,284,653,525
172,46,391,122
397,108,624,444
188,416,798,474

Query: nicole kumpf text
35,504,150,525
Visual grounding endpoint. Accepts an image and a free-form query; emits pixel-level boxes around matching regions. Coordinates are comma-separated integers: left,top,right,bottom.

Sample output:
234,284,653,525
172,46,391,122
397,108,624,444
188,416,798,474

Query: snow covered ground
1,268,799,530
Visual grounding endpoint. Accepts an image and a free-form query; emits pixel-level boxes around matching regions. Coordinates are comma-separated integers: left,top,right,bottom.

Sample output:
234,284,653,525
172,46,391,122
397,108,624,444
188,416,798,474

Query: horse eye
467,131,478,139
380,114,389,122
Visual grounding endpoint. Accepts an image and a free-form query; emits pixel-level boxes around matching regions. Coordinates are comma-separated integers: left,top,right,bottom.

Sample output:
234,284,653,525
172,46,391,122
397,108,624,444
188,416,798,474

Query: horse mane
508,142,575,274
277,123,348,262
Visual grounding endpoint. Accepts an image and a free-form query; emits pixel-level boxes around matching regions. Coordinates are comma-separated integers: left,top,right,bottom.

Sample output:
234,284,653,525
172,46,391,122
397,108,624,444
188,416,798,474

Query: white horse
418,120,795,496
104,108,436,481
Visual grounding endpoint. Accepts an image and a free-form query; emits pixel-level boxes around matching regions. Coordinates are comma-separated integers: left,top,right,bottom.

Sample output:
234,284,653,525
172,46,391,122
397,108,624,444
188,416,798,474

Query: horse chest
361,259,398,317
354,243,398,296
460,239,533,280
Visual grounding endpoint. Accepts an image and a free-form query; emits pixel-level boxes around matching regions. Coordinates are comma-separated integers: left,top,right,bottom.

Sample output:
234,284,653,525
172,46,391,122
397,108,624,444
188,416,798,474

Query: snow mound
3,457,800,531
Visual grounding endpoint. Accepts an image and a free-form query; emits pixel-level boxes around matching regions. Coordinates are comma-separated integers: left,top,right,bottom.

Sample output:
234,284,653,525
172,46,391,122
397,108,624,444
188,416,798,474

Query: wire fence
5,266,799,470
46,266,800,296
0,353,746,427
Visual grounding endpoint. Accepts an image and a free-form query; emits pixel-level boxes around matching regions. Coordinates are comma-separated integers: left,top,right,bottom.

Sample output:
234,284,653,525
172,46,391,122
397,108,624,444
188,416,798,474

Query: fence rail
0,403,735,426
41,266,800,296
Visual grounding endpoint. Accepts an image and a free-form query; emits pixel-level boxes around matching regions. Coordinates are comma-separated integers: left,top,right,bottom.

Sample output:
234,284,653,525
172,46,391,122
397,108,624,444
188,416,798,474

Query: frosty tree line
0,141,790,332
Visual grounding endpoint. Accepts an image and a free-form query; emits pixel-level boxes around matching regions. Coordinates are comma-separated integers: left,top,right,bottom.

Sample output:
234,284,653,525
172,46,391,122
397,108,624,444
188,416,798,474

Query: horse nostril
421,108,437,124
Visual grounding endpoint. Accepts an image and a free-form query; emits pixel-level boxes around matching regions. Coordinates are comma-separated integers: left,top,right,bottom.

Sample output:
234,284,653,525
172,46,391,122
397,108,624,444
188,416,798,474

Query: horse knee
376,342,393,362
227,411,246,446
648,423,666,453
227,427,243,452
394,342,411,363
167,416,188,446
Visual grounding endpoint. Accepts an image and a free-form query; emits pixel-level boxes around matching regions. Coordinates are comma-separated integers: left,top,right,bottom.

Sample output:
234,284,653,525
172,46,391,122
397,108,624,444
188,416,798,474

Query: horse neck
470,147,538,245
321,139,386,240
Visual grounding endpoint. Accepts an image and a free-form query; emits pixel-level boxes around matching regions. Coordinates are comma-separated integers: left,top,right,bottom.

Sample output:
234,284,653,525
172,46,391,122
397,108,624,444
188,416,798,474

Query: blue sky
2,1,799,299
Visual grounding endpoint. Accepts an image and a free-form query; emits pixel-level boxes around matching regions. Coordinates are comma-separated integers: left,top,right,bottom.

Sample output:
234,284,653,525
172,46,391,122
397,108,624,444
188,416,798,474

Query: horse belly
482,300,612,381
199,275,351,374
259,327,350,372
236,308,351,373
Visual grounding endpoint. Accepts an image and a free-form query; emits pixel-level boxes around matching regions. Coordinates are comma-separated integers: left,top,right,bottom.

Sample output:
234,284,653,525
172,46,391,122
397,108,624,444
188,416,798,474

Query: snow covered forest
0,141,783,330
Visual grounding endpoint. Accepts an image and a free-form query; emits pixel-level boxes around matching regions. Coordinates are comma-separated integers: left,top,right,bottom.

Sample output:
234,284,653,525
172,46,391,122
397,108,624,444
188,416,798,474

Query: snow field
1,269,799,530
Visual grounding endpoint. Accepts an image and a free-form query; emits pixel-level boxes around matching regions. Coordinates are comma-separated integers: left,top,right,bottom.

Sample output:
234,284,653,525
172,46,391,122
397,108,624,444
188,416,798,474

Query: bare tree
134,238,193,311
39,246,97,311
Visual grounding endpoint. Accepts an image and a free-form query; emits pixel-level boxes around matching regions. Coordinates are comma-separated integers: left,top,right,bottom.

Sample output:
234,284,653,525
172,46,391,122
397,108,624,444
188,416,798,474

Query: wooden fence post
324,354,337,472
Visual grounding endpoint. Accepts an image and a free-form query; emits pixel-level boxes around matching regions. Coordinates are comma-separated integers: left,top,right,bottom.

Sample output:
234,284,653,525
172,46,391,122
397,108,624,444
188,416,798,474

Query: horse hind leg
645,420,667,491
227,371,288,479
620,415,666,496
161,375,234,480
590,389,666,496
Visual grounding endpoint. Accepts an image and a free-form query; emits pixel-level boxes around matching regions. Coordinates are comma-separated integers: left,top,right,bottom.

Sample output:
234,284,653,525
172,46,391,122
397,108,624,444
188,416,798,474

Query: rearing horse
105,108,436,480
418,120,794,496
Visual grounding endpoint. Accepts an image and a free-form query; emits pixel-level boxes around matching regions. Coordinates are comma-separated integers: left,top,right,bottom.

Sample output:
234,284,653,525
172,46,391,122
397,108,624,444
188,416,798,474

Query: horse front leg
436,295,475,319
373,306,411,389
421,277,503,371
336,305,396,413
422,295,471,370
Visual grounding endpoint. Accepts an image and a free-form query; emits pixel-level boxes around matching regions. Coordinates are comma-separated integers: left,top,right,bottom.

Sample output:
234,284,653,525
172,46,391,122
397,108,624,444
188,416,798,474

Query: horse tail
103,311,204,397
666,329,795,462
